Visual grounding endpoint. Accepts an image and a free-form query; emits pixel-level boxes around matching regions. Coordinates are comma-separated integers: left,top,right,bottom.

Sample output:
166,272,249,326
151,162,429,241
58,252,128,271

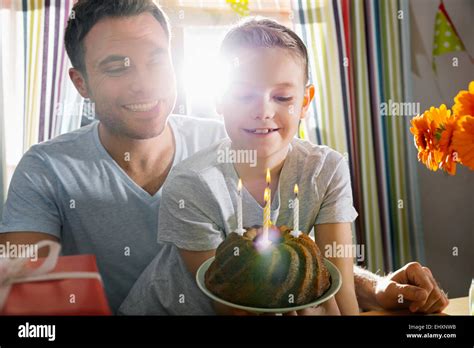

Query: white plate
196,257,342,314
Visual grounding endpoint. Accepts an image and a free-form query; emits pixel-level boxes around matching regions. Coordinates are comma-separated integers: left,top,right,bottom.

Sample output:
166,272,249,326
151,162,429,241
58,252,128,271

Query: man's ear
69,68,90,99
300,84,315,119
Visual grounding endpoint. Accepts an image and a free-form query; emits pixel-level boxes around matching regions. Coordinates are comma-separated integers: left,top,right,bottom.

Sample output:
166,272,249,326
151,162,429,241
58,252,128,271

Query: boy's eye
275,96,293,102
236,94,256,102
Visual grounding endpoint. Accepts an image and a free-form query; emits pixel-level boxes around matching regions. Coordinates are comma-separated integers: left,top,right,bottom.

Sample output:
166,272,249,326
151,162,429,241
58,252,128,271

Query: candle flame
256,237,272,251
266,168,271,185
237,178,242,191
264,187,270,202
294,184,299,196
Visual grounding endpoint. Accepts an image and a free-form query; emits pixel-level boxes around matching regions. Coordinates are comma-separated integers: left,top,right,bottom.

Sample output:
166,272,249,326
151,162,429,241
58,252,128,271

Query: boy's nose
252,99,275,120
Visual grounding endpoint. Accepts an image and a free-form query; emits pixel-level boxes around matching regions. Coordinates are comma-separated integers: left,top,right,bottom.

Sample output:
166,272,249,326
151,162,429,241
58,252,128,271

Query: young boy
120,18,359,315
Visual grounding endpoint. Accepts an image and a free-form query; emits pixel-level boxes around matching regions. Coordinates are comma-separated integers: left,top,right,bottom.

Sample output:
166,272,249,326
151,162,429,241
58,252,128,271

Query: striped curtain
0,0,82,153
0,12,5,215
292,0,424,273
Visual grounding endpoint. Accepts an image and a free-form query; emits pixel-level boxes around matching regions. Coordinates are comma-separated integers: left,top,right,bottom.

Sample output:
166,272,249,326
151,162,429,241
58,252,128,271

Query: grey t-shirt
0,114,227,312
119,138,357,315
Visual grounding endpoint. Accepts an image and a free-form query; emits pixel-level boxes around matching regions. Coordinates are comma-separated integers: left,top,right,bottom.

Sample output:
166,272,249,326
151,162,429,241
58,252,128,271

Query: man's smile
122,100,159,112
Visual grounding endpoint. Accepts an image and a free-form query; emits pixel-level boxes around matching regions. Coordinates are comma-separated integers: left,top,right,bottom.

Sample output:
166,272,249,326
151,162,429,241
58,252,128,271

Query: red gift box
1,254,111,315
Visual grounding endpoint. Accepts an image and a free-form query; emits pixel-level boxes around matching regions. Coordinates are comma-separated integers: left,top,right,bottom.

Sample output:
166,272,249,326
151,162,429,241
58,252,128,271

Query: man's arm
0,232,59,258
354,262,449,313
353,265,383,311
0,148,62,245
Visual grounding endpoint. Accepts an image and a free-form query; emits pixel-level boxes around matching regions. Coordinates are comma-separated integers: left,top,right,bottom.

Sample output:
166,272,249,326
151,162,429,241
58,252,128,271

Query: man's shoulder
26,122,97,160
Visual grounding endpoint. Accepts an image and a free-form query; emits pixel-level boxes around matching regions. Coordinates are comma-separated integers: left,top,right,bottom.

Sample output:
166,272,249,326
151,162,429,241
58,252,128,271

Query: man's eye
105,67,127,75
275,96,293,102
150,57,168,65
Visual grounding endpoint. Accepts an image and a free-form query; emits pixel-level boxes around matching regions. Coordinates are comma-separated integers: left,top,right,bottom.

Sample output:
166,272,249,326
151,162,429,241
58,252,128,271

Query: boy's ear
215,98,222,115
300,84,315,119
69,68,90,99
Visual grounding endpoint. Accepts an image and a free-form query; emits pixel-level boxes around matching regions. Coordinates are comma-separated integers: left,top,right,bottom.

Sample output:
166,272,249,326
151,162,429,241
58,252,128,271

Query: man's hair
64,0,170,74
220,18,309,84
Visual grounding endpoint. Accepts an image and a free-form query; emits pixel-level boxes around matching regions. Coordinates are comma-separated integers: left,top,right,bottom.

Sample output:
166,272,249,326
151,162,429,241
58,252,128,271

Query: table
360,296,469,316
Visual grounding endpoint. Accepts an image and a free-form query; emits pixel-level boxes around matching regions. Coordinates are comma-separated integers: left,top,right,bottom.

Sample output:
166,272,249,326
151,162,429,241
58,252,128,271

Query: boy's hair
220,18,309,84
64,0,170,75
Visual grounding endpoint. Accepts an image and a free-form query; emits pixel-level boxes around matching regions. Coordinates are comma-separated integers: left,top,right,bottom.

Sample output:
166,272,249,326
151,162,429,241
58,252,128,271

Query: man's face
77,13,176,139
218,47,312,159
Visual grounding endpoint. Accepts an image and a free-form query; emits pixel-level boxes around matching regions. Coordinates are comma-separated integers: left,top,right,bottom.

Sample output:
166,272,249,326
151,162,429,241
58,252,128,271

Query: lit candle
262,169,271,242
236,178,245,235
292,184,301,237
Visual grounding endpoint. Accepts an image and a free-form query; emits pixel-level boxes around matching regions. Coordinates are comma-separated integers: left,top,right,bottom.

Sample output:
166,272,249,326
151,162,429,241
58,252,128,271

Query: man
0,0,448,314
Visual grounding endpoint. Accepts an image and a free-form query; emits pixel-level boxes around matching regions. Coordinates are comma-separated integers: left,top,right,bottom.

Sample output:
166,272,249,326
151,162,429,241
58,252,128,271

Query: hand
283,306,326,316
217,305,325,316
213,302,256,315
375,262,449,314
283,297,340,316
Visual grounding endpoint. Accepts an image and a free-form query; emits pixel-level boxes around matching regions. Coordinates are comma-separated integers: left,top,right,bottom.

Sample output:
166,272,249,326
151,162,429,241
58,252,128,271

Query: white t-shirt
0,114,227,313
119,137,358,315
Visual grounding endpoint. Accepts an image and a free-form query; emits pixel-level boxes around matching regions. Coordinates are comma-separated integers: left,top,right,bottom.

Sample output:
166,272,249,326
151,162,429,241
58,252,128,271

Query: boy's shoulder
290,138,346,176
291,138,344,162
169,114,226,139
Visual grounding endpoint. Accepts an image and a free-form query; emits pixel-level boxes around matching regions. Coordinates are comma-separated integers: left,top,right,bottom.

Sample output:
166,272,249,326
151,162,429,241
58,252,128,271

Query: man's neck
98,122,174,173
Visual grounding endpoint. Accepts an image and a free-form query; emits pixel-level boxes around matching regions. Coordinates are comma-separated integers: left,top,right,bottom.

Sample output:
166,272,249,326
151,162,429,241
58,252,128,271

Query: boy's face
218,47,313,159
70,13,176,140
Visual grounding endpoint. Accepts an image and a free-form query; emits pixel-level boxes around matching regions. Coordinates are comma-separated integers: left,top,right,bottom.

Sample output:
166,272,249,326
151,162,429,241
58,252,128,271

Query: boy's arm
315,222,359,315
178,248,254,315
178,248,216,277
158,169,246,315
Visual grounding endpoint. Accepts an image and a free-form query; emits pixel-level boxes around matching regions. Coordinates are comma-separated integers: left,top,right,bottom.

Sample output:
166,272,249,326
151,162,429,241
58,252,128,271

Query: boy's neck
233,145,290,193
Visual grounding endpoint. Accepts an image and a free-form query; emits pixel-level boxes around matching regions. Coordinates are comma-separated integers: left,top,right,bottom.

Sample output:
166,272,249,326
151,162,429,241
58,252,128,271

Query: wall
410,0,473,298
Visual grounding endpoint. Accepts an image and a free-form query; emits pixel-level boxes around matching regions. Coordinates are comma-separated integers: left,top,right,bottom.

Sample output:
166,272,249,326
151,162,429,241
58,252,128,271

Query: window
182,26,228,119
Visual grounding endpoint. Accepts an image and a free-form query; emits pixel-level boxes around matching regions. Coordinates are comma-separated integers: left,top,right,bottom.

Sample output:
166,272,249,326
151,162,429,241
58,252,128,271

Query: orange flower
453,81,474,117
427,104,452,129
410,110,442,171
411,82,474,175
451,115,474,170
437,114,459,175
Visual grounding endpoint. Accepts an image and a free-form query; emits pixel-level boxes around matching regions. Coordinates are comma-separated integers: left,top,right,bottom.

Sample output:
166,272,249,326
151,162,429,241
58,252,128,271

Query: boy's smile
242,127,281,135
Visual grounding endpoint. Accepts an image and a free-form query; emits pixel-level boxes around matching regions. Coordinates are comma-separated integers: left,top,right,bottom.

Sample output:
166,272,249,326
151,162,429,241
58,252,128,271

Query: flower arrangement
410,81,474,175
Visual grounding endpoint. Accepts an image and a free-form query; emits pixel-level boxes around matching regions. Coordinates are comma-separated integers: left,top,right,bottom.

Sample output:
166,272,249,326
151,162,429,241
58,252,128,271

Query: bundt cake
204,225,331,308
